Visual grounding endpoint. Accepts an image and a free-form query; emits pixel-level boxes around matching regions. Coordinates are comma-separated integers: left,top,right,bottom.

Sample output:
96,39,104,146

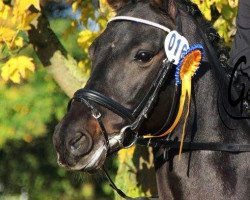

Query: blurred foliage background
0,0,239,199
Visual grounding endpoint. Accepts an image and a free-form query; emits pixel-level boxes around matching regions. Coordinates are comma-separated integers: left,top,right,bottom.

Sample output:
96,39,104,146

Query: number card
164,30,189,65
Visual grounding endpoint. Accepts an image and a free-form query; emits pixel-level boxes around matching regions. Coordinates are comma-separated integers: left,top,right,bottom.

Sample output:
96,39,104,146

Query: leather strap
102,166,159,200
73,89,135,121
137,138,250,153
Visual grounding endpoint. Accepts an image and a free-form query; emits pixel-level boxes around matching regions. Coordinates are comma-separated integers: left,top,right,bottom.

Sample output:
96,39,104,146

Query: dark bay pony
53,0,250,199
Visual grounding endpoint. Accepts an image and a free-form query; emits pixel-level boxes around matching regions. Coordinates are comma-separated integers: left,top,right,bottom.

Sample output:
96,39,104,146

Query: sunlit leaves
14,36,24,48
0,27,16,44
99,0,115,20
118,146,136,164
0,0,113,84
115,146,143,198
228,0,238,8
78,29,100,54
1,56,35,83
70,0,114,73
115,146,157,199
0,0,40,83
192,0,238,45
15,0,41,12
0,0,39,46
192,0,213,20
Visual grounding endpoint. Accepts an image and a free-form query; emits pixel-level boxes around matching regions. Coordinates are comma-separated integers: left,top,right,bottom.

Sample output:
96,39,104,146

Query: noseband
68,16,179,153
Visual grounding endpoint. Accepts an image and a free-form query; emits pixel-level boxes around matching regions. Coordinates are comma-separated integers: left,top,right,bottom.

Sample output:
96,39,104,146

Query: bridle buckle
91,109,102,119
120,125,138,149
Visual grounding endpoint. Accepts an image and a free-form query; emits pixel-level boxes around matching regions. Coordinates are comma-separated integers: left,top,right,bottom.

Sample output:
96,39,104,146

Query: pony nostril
68,132,93,157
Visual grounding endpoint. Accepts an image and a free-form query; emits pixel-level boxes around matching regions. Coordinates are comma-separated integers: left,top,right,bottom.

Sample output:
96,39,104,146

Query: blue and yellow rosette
144,44,204,159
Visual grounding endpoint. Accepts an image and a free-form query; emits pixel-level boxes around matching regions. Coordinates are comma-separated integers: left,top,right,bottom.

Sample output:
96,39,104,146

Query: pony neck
187,37,250,144
172,6,250,144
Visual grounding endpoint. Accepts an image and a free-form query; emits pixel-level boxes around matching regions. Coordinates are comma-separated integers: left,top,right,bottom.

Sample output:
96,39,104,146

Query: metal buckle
91,109,102,119
120,125,138,149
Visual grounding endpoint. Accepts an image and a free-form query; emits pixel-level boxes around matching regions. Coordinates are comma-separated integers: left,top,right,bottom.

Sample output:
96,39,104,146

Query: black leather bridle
69,59,180,153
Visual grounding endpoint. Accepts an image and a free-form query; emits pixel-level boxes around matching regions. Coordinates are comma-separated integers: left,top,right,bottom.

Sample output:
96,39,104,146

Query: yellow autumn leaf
0,3,14,28
99,0,111,11
99,0,107,5
78,60,91,75
228,0,238,8
192,0,212,20
78,29,99,53
0,27,16,43
213,16,230,43
78,30,93,44
17,12,39,31
16,0,41,12
1,56,35,83
78,60,85,69
214,0,228,13
0,1,3,9
0,2,11,20
97,17,108,29
118,146,135,164
99,0,115,19
0,0,40,50
14,36,24,48
72,0,81,12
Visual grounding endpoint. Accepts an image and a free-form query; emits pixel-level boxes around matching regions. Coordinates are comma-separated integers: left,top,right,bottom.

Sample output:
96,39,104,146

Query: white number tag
164,30,189,65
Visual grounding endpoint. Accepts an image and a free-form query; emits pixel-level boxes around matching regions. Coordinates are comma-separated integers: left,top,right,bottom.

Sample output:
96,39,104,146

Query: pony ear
107,0,130,10
150,0,177,19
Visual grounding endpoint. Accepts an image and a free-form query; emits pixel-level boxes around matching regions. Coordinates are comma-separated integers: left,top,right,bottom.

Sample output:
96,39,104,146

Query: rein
69,16,250,200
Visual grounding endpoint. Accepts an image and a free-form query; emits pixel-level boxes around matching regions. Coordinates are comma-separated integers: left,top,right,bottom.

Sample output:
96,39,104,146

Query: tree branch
28,14,88,97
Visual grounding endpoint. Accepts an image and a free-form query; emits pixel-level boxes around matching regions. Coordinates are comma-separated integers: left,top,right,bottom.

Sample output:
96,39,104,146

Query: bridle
68,16,250,200
69,16,181,154
70,58,179,152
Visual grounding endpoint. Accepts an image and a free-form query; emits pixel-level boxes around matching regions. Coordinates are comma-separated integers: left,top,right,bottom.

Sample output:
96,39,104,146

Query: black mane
180,0,230,68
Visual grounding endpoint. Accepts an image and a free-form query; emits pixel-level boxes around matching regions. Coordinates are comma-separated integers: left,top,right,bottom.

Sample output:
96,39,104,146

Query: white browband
108,16,171,33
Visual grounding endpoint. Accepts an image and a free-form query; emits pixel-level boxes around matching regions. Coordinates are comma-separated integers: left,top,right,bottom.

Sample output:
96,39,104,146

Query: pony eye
134,51,154,63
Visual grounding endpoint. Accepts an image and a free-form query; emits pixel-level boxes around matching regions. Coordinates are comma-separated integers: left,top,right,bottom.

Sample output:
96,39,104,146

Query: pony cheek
102,112,128,134
84,118,104,141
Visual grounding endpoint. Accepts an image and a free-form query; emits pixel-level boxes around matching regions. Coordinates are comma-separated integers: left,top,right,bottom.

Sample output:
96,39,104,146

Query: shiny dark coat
53,1,250,199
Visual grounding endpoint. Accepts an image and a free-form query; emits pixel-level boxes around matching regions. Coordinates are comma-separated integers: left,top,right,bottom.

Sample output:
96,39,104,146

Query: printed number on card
164,30,189,65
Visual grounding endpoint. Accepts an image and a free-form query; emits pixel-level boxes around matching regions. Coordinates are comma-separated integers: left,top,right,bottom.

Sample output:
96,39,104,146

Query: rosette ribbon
144,44,204,159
